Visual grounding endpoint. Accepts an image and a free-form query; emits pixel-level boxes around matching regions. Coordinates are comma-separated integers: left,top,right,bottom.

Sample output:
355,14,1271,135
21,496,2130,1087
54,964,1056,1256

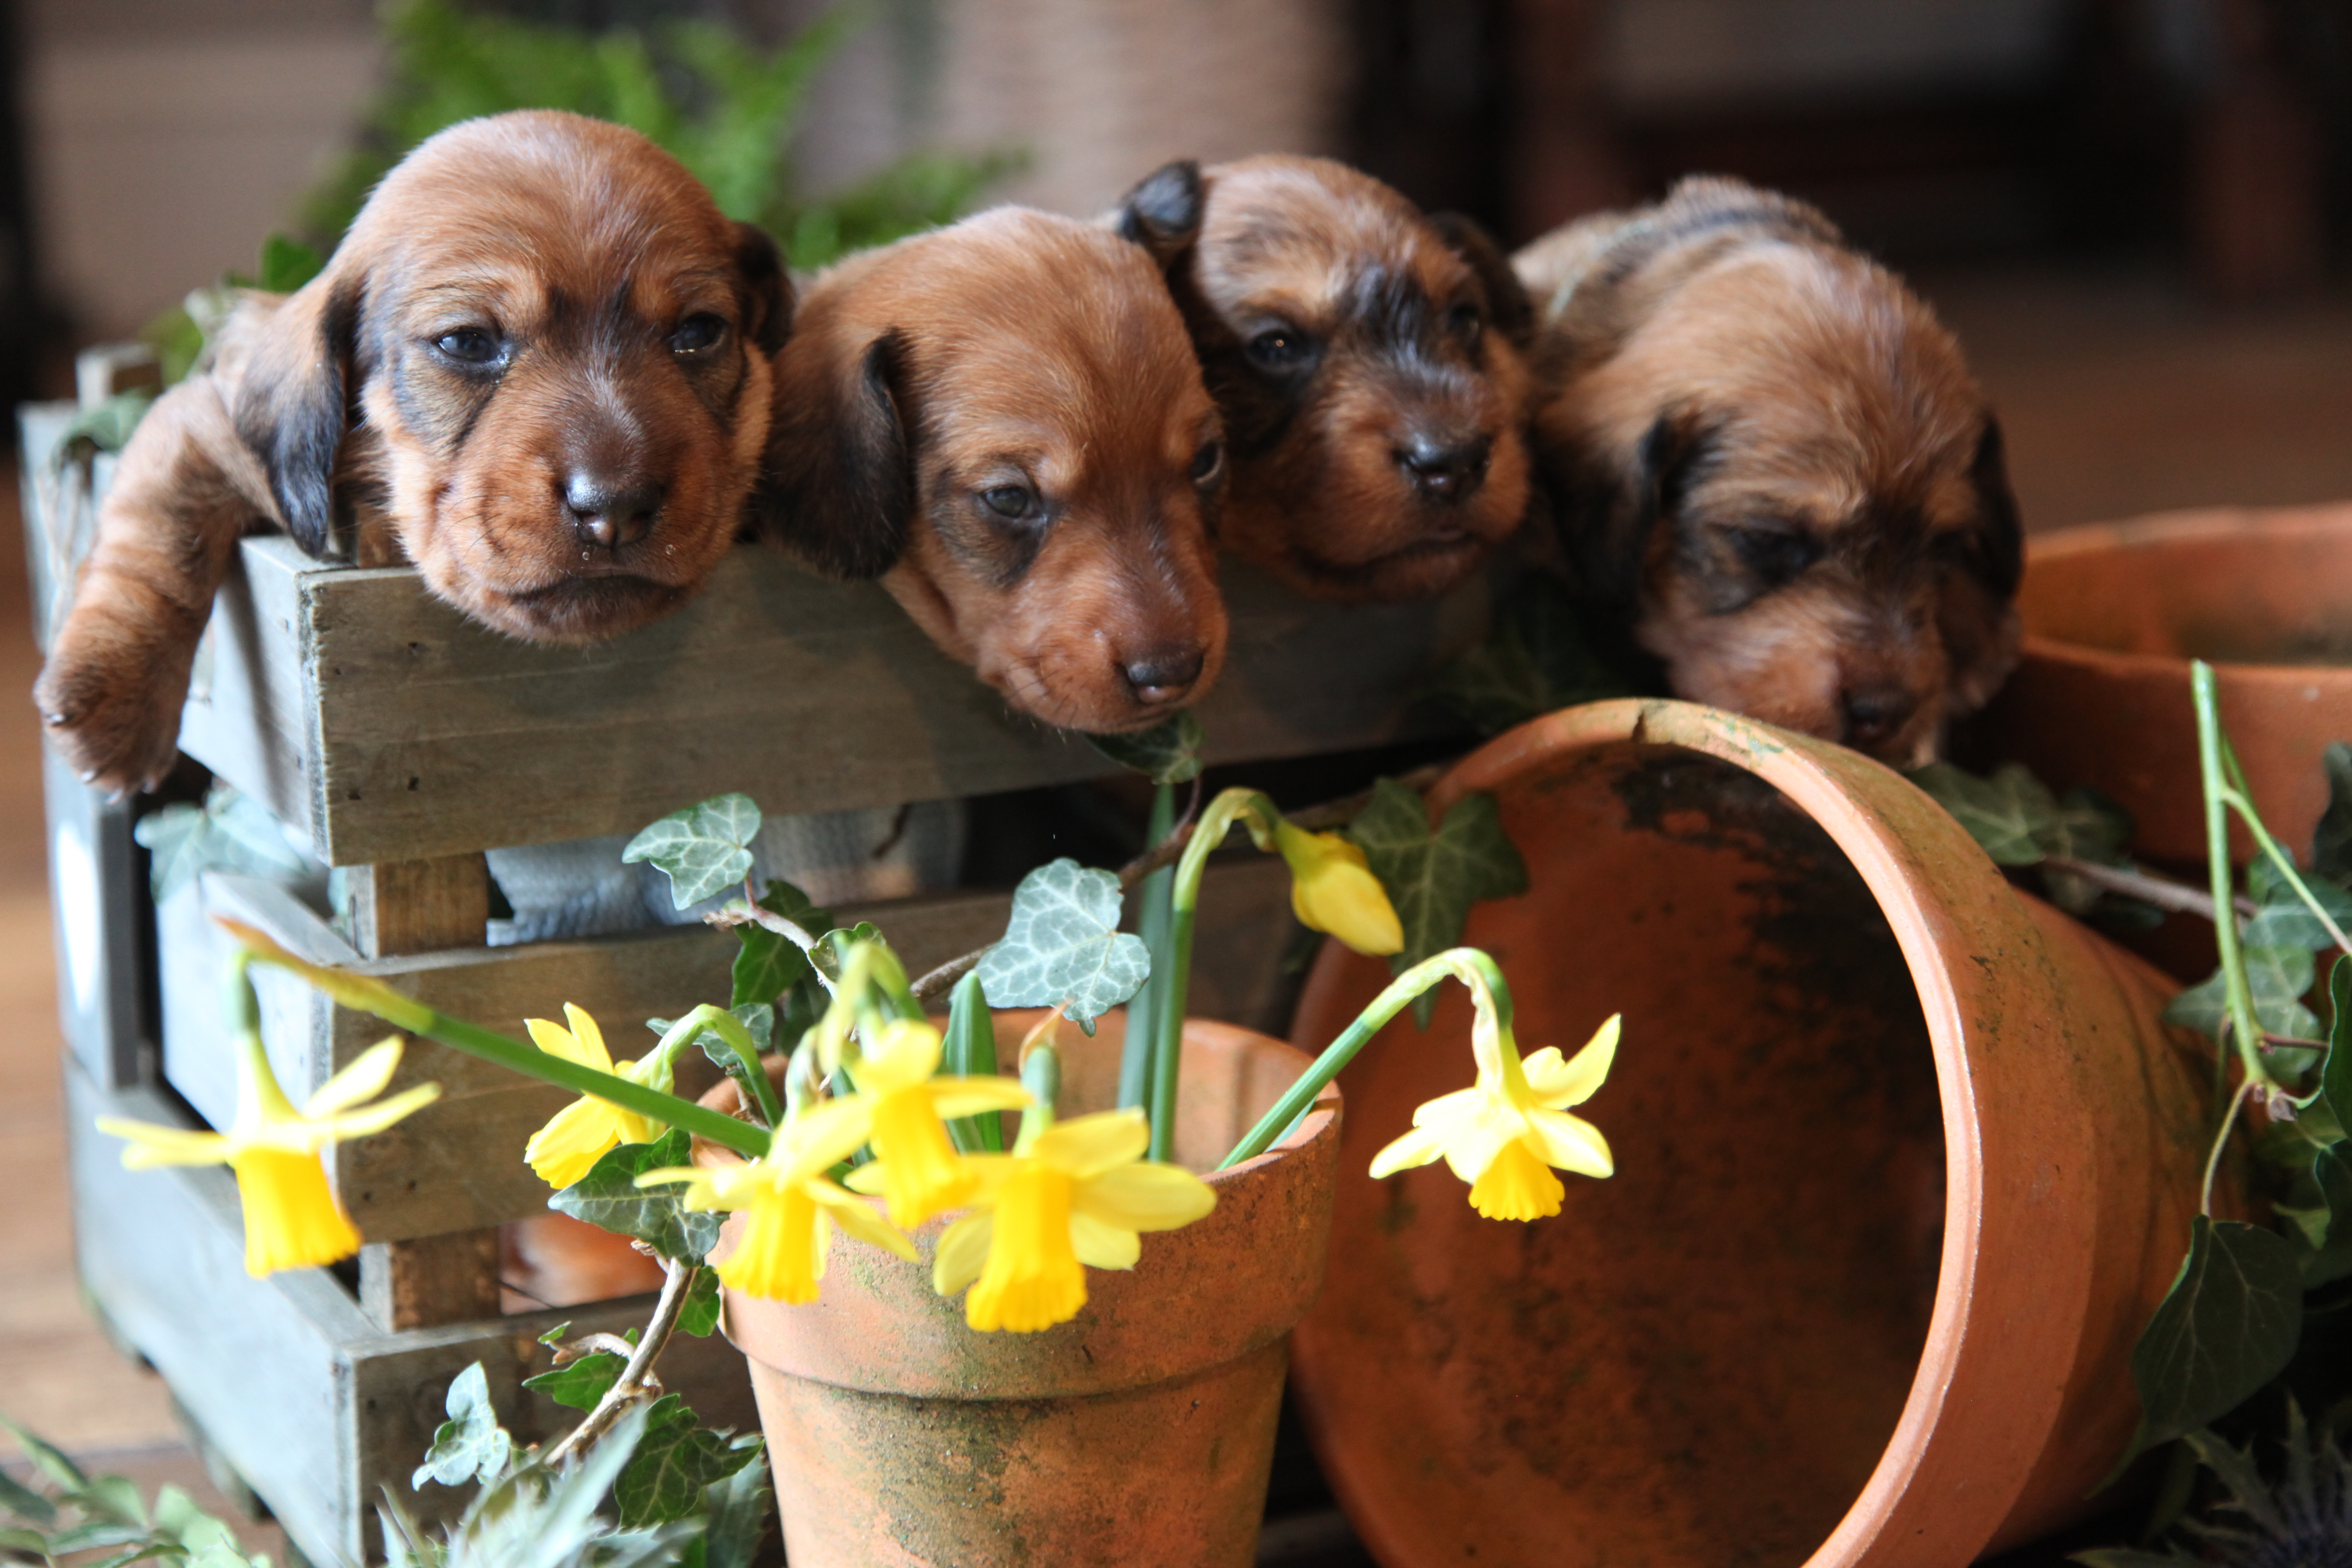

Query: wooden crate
27,360,1487,1565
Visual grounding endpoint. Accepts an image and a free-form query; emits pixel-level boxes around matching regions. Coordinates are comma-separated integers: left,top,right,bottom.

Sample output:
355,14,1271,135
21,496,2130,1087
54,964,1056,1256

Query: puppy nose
1841,686,1919,750
1122,646,1206,705
565,474,663,549
1397,436,1491,501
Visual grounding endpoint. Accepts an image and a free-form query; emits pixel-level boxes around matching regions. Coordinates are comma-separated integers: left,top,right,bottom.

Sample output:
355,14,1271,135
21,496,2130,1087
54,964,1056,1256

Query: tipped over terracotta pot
696,1013,1340,1568
1289,699,2228,1568
1975,503,2352,864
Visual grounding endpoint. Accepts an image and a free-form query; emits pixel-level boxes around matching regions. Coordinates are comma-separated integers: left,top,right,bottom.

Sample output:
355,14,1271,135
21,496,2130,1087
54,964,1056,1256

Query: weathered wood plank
183,536,1484,865
42,744,150,1089
360,1227,502,1330
346,853,491,958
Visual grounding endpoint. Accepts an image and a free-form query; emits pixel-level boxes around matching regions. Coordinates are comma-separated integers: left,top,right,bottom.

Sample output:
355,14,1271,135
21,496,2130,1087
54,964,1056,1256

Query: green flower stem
1219,947,1511,1170
2193,662,2274,1094
1152,789,1280,1161
651,1004,782,1130
235,939,771,1159
1119,782,1177,1112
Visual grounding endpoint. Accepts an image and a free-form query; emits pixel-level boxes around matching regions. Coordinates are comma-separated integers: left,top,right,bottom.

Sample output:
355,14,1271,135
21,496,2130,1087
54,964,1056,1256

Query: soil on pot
1302,745,1947,1567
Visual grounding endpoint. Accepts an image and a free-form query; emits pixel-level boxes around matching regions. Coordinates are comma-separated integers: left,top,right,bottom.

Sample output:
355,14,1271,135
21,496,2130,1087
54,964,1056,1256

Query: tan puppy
1113,157,1534,603
37,111,790,794
1516,176,2023,766
757,207,1228,735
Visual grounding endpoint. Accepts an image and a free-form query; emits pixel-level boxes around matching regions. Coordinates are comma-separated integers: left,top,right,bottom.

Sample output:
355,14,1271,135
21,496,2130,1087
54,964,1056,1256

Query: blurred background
3,0,2352,1547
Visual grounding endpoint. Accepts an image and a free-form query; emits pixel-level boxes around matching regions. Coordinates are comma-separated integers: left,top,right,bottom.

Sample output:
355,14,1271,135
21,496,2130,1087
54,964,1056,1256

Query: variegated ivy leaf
1420,572,1628,737
2314,742,2352,886
1908,762,2067,867
622,794,762,909
975,858,1150,1029
2242,854,2352,949
133,783,312,904
1347,779,1527,1022
2163,944,2321,1044
1085,711,1204,785
412,1364,512,1490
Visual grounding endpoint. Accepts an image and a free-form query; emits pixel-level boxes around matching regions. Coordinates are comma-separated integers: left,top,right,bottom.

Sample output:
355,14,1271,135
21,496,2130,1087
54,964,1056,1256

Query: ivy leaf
623,794,763,909
2241,859,2352,949
1086,711,1203,785
2164,946,2321,1045
253,232,325,293
132,784,311,903
2313,742,2352,887
1421,573,1628,736
0,1413,88,1493
0,1468,55,1525
1908,762,2055,867
521,1351,626,1413
2297,1145,2352,1287
676,1266,722,1338
611,1396,758,1529
695,1451,773,1568
1349,780,1527,1021
2036,787,2135,915
412,1364,513,1489
975,859,1151,1030
548,1132,720,1264
2324,957,2352,1135
2109,1217,2300,1480
730,882,828,1009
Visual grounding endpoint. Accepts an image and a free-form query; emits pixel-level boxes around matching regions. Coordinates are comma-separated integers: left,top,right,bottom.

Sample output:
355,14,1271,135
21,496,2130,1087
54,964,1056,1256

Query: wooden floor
3,265,2350,1555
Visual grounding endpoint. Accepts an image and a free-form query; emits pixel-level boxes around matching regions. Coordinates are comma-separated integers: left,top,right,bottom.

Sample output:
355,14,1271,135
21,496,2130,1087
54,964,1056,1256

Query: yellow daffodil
636,1124,916,1304
1369,1006,1618,1222
97,1034,439,1276
522,1004,670,1189
863,1106,1215,1333
796,1018,1033,1228
1274,820,1404,956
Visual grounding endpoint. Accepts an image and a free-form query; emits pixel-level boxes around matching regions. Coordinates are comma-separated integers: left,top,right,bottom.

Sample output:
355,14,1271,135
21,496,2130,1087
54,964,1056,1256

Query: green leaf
0,1411,89,1493
2165,946,2321,1044
611,1397,758,1529
696,1451,772,1568
975,859,1151,1029
1421,573,1628,736
2111,1217,2301,1478
535,1320,573,1347
676,1266,722,1338
729,882,828,1008
2068,1549,2193,1567
77,1475,147,1528
2035,787,2135,915
2322,956,2352,1135
1085,712,1204,785
253,233,325,293
941,968,1003,1153
55,389,152,462
132,784,312,904
521,1350,626,1413
0,1466,54,1524
623,794,763,909
2313,741,2352,886
548,1132,720,1264
1907,761,2058,867
2297,1145,2352,1287
0,1527,51,1554
412,1364,513,1489
1347,781,1528,1021
2241,859,2352,948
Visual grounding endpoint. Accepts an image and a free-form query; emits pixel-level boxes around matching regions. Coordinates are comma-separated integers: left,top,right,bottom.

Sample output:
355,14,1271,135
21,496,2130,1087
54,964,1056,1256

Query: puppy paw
33,643,191,796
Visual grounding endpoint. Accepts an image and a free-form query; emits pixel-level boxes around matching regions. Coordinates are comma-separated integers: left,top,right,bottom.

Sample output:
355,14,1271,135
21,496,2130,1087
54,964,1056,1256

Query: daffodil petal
524,1095,630,1190
1522,1107,1614,1179
856,1021,945,1094
230,1147,361,1275
927,1078,1034,1121
1467,1138,1566,1221
525,1016,595,1068
1069,1210,1141,1270
1525,1017,1618,1107
633,1164,712,1194
562,1005,610,1068
1073,1163,1215,1232
776,1098,878,1179
1367,1122,1448,1179
311,1082,441,1146
716,1185,827,1302
806,1182,917,1261
1033,1108,1150,1178
1436,1098,1524,1187
101,1119,236,1168
1408,1086,1486,1129
933,1211,994,1296
304,1037,405,1118
840,1159,886,1195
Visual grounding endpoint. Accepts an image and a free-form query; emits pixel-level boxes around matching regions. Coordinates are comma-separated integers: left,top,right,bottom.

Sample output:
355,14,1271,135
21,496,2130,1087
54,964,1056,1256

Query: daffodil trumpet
223,918,770,1160
1142,789,1405,1161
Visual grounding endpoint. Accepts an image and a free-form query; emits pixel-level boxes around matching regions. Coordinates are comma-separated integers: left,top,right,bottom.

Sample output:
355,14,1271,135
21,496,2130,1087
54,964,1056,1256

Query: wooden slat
346,854,491,958
42,744,150,1089
182,536,1486,866
360,1228,501,1331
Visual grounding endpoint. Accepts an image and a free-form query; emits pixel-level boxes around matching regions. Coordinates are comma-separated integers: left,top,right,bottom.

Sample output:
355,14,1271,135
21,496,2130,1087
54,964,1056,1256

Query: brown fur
1516,176,2023,765
36,111,789,793
756,207,1228,735
1113,156,1535,603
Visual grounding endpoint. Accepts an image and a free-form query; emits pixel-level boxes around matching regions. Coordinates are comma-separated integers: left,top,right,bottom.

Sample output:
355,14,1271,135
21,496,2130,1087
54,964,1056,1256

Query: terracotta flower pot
1289,699,2231,1568
1974,503,2352,865
695,1014,1340,1568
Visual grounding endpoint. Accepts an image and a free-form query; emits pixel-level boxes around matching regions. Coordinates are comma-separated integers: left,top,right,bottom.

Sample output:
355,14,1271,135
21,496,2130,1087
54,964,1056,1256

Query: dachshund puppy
758,207,1228,735
36,110,789,794
1515,176,2023,766
1111,156,1534,603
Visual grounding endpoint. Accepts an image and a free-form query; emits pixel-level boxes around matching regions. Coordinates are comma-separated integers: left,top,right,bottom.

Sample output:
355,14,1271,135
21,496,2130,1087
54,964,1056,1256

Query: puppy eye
981,485,1038,521
433,327,503,365
1730,526,1824,588
669,314,727,355
1447,302,1483,344
1191,439,1223,484
1245,327,1317,372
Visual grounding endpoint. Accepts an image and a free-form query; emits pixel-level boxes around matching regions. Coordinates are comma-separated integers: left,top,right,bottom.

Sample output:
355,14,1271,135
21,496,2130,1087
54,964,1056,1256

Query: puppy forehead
1199,160,1469,312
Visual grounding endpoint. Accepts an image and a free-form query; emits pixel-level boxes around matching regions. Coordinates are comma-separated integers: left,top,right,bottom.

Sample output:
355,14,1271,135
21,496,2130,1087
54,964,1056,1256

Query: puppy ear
1114,160,1204,271
759,327,911,580
232,271,358,558
1429,212,1535,348
733,221,794,356
1557,411,1711,609
1965,415,2024,599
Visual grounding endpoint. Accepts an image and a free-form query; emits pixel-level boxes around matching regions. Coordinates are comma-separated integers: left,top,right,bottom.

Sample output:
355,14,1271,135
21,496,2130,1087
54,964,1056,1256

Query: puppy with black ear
757,206,1229,735
1112,156,1535,604
36,110,791,795
1516,175,2023,766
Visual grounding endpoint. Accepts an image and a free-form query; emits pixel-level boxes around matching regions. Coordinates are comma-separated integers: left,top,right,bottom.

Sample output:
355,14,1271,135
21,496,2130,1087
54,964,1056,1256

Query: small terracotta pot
1974,503,2352,865
1289,699,2233,1568
694,1013,1340,1568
